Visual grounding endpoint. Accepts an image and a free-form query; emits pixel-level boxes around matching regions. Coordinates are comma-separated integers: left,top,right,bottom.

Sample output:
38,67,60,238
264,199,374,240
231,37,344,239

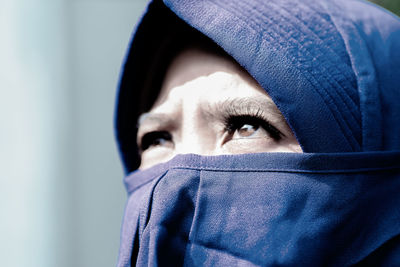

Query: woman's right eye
139,131,173,152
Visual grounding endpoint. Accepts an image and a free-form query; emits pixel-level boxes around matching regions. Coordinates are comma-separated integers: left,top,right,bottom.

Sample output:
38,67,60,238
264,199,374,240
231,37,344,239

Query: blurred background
0,0,398,266
0,0,147,266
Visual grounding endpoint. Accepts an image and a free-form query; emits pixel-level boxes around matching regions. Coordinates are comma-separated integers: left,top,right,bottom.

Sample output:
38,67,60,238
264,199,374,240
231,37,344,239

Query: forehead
152,46,268,109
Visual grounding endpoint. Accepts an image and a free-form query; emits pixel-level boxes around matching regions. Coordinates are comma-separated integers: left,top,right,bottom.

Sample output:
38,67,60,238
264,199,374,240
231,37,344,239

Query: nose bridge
174,94,215,156
174,142,200,155
175,135,211,155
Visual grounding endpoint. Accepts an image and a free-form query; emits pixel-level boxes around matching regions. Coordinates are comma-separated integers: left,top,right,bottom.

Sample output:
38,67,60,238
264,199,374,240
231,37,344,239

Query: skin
137,47,302,169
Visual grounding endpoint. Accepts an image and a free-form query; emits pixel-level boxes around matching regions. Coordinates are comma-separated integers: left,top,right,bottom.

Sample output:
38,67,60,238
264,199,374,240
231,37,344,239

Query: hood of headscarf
116,0,400,173
115,0,400,266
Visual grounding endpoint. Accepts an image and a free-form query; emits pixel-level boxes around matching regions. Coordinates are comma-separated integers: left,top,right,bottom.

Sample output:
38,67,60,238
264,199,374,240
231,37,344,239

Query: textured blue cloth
115,0,400,266
117,153,400,266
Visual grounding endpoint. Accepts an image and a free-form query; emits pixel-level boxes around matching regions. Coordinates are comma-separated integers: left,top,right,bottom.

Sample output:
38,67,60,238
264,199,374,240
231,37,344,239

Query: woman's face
137,47,302,169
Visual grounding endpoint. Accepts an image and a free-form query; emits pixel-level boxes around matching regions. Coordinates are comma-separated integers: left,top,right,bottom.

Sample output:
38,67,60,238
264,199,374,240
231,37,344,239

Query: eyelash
223,111,283,141
139,131,172,152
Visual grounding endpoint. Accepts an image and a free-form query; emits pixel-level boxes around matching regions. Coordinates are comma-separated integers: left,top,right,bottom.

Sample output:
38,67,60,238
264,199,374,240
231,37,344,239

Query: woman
115,0,400,265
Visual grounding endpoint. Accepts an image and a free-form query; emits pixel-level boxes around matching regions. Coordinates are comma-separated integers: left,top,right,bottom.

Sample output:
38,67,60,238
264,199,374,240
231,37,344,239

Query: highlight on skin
137,47,302,169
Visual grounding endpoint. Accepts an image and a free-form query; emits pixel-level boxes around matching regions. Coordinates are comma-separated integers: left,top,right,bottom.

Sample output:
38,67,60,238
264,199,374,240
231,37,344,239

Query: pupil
238,124,258,137
153,138,165,146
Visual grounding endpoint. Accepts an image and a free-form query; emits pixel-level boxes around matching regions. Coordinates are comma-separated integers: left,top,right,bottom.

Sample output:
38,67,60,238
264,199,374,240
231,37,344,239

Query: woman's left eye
235,123,259,137
225,115,282,141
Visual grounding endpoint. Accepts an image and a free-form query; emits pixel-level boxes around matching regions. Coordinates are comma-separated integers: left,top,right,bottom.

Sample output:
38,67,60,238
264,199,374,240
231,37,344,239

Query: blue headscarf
115,0,400,266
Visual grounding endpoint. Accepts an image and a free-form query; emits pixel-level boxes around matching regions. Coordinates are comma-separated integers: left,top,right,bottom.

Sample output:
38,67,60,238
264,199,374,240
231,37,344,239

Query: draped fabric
117,153,400,266
115,0,400,266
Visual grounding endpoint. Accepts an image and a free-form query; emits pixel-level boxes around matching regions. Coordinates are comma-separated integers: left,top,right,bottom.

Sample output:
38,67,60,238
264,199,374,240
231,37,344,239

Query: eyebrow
201,97,286,123
137,112,175,129
137,96,287,136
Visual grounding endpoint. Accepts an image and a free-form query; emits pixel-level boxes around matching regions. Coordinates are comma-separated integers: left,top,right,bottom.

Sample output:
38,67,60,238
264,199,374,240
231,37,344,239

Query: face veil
114,0,400,266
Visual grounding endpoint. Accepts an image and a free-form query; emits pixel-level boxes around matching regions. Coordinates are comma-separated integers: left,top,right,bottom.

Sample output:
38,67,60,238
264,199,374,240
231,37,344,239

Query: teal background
0,1,148,266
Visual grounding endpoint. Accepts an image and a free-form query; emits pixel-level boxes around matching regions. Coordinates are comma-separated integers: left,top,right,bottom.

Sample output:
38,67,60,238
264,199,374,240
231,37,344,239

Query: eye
236,123,259,137
225,115,283,141
139,131,173,152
